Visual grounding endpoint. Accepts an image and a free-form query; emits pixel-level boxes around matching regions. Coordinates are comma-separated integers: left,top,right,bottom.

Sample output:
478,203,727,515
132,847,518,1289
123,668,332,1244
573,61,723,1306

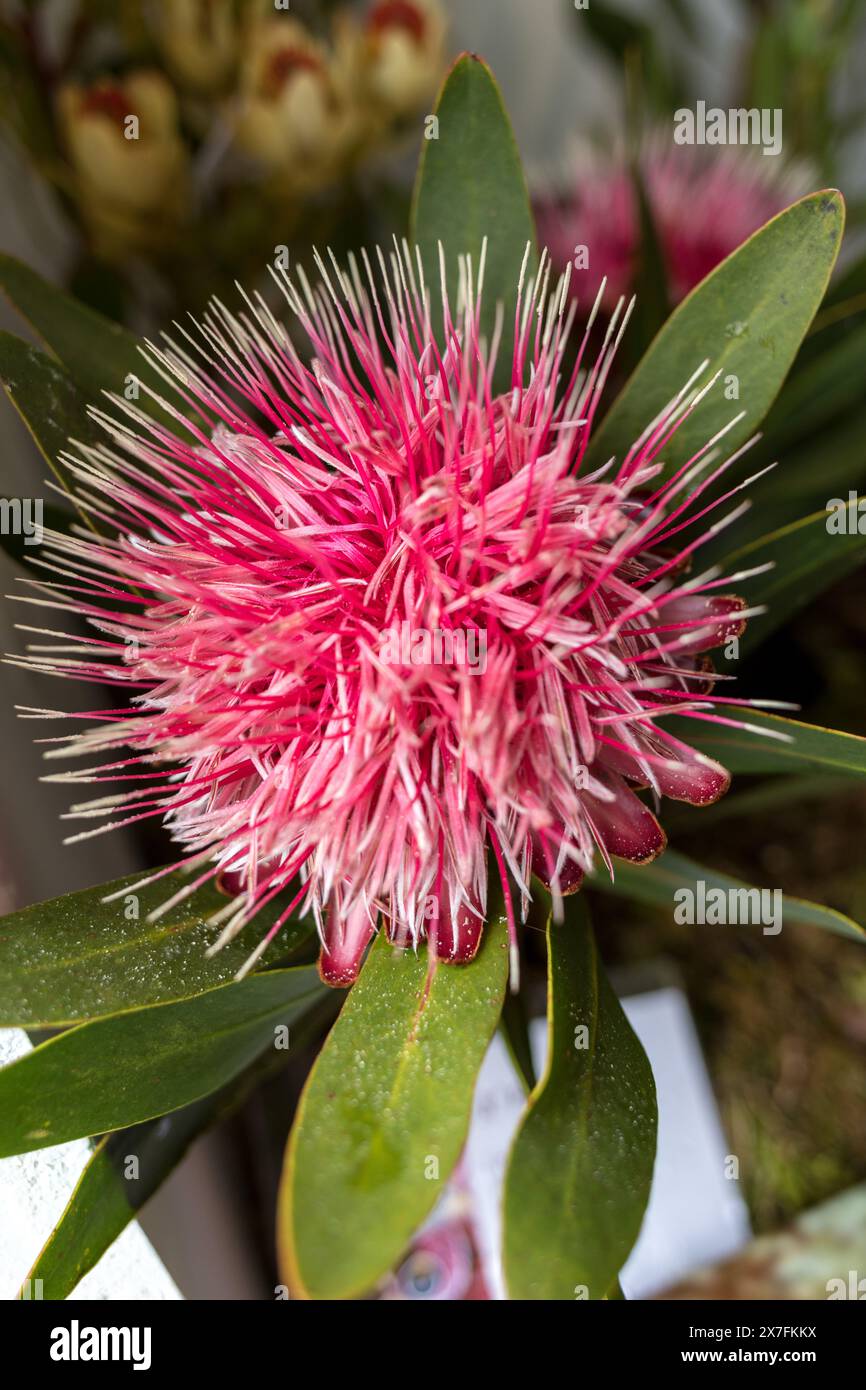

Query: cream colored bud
57,72,188,255
364,0,446,115
234,19,353,191
156,0,239,94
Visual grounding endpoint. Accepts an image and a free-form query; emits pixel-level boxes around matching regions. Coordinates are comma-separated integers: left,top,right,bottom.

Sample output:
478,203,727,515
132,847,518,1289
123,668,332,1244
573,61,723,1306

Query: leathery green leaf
279,913,509,1299
590,848,865,943
0,867,314,1028
667,711,866,779
503,897,657,1299
410,53,537,384
0,965,325,1157
20,993,337,1300
0,253,198,434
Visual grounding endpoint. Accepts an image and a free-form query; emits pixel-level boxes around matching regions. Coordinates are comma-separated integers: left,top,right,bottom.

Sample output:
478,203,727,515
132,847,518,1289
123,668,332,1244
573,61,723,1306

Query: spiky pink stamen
13,242,787,985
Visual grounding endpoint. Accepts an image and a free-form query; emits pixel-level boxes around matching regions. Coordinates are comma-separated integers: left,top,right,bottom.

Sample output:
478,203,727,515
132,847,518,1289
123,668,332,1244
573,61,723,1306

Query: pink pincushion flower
538,142,807,309
16,244,777,986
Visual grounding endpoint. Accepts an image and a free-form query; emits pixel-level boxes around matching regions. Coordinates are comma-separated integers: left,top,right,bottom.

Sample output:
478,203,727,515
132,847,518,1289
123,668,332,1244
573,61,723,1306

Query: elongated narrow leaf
503,897,657,1299
500,983,536,1093
668,711,866,778
629,159,670,356
279,914,509,1299
0,867,314,1027
757,321,866,454
0,965,325,1157
0,331,97,502
664,773,848,832
586,191,844,476
590,848,865,943
21,993,337,1300
0,254,192,431
727,502,865,652
410,53,537,381
703,405,866,559
24,1098,229,1300
813,216,866,317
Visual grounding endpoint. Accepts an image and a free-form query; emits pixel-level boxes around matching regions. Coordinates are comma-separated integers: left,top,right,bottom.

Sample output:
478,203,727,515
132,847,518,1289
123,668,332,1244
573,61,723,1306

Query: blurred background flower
537,138,810,310
233,16,355,192
155,0,240,95
0,0,449,317
57,69,188,259
357,0,446,116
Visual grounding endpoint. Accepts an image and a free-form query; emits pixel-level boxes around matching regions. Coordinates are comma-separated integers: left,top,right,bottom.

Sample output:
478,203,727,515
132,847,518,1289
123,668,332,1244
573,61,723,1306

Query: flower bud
363,0,446,116
234,19,353,192
57,72,188,257
155,0,239,95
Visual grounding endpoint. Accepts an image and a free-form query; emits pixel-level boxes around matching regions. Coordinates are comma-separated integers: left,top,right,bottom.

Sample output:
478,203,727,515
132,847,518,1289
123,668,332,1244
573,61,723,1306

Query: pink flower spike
14,242,772,985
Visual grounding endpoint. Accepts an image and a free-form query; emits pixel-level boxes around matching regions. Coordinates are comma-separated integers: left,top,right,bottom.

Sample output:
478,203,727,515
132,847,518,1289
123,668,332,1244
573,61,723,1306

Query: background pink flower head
16,242,780,987
537,139,809,310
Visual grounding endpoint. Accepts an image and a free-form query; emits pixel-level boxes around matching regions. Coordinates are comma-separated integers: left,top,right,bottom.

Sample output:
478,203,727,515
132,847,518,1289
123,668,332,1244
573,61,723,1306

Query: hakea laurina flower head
14,242,783,986
537,140,808,309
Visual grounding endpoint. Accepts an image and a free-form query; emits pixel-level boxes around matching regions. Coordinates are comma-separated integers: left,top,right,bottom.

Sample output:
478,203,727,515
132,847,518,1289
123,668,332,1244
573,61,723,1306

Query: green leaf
0,254,191,433
0,331,97,502
410,54,537,385
703,405,866,559
21,993,337,1300
585,191,845,477
726,502,865,653
670,711,866,779
0,331,93,565
500,981,536,1093
503,897,657,1299
23,1098,231,1300
628,158,671,357
0,867,314,1028
590,847,865,943
0,965,325,1157
279,914,509,1299
664,772,848,833
757,320,866,455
